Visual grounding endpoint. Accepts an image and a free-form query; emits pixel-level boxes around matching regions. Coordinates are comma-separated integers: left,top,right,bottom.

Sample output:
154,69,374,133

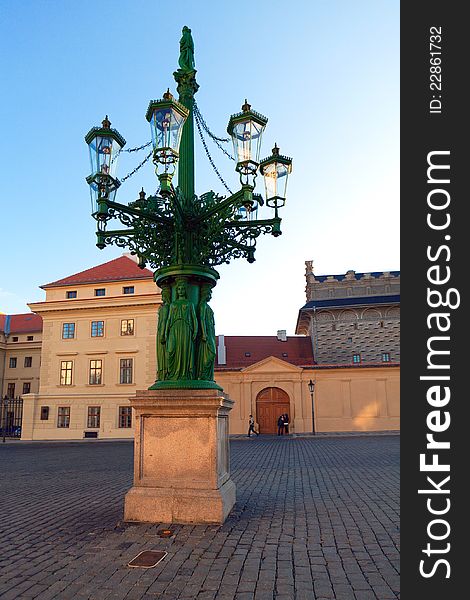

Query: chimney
217,335,226,365
277,330,287,342
123,252,139,263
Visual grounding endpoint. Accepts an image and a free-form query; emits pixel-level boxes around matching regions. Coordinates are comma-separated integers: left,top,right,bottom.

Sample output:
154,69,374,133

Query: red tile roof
0,313,43,334
41,255,154,288
215,336,314,369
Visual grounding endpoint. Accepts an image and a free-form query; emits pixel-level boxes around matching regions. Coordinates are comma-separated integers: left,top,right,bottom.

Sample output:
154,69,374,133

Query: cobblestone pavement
0,436,399,600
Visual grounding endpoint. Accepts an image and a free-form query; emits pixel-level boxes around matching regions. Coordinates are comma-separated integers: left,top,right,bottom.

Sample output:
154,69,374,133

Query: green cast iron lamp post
85,27,292,390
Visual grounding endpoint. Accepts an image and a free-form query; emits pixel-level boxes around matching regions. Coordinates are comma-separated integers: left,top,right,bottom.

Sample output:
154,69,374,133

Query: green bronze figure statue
178,26,195,71
156,284,171,381
165,278,198,380
196,284,216,381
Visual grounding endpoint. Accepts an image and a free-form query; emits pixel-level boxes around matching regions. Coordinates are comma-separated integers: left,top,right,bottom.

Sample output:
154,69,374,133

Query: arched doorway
256,387,290,434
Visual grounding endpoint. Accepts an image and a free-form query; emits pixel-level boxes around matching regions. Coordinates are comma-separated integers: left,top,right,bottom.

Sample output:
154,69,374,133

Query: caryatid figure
156,284,171,381
165,278,198,381
196,284,216,381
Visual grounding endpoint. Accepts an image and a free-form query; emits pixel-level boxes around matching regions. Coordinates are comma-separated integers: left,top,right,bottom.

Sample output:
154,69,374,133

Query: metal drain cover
128,550,167,568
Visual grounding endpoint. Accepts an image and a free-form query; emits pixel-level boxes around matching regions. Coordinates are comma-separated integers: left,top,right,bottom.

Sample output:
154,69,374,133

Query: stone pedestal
124,388,236,524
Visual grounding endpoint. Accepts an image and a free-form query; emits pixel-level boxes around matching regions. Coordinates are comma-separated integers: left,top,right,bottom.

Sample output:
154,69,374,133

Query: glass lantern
237,192,263,222
85,116,126,215
85,116,125,180
259,144,293,209
146,90,189,173
227,100,268,186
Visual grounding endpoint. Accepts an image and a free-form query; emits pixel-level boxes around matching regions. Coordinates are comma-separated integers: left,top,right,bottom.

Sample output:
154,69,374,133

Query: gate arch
256,387,290,434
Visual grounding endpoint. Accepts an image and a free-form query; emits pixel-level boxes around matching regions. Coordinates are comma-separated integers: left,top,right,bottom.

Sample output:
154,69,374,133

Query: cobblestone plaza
0,436,399,599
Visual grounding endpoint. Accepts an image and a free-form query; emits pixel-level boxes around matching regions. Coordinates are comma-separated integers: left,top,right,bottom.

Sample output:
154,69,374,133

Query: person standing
283,413,290,435
277,414,285,436
248,415,259,437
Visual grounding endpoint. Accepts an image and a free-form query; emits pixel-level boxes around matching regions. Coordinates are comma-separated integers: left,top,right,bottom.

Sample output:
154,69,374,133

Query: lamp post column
173,27,199,203
308,380,316,435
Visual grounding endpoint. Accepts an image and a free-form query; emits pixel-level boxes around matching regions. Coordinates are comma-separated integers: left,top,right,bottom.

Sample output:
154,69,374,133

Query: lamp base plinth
124,478,236,524
123,388,236,525
148,379,222,391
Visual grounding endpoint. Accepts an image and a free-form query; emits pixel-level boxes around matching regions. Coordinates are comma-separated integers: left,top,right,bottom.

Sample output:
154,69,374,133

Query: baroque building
0,313,42,398
24,254,159,440
14,257,399,439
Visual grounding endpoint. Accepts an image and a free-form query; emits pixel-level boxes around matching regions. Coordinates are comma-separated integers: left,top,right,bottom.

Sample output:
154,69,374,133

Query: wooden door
256,387,290,434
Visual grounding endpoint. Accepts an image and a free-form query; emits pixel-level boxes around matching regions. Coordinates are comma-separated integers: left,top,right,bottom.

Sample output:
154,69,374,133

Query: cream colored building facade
19,255,400,439
1,314,42,398
217,359,399,434
23,255,160,440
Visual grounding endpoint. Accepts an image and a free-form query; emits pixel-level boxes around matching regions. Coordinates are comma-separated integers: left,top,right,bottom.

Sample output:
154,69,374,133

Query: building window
91,321,104,337
7,383,15,398
119,406,132,428
87,406,101,428
66,291,77,299
123,286,135,295
9,357,17,368
89,360,103,385
62,323,75,339
40,406,49,420
95,288,106,296
120,319,134,336
12,336,18,342
60,361,73,386
57,407,70,428
352,354,361,364
24,356,32,368
120,358,133,384
382,352,391,362
23,382,31,394
27,335,34,341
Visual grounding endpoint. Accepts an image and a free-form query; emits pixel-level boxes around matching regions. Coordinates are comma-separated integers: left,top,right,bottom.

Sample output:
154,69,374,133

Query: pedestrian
247,414,259,437
283,413,290,435
277,414,285,436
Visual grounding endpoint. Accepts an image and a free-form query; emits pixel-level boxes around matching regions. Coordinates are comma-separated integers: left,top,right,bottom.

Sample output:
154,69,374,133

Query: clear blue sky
0,0,399,335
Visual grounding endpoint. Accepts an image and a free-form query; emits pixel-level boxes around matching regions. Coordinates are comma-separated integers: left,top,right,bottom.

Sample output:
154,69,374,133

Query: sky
0,0,399,336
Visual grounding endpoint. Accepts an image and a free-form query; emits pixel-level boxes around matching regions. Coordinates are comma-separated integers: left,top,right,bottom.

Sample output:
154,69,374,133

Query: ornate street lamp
85,27,293,390
260,144,293,214
227,100,267,189
85,116,126,217
146,90,189,195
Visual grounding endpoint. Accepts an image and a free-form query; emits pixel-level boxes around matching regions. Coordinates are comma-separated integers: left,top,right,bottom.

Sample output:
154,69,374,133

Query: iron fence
1,396,23,441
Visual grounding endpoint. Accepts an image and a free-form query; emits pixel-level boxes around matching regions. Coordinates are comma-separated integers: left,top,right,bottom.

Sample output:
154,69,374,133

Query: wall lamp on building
308,379,316,435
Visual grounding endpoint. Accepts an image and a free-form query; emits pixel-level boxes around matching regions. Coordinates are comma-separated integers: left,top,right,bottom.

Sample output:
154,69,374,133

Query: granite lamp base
123,388,236,524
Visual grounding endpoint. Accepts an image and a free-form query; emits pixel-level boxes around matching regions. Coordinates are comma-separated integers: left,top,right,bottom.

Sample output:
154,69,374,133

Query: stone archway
256,387,290,434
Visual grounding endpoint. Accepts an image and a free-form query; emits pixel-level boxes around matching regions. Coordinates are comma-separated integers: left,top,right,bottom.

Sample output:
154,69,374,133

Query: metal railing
1,396,23,442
